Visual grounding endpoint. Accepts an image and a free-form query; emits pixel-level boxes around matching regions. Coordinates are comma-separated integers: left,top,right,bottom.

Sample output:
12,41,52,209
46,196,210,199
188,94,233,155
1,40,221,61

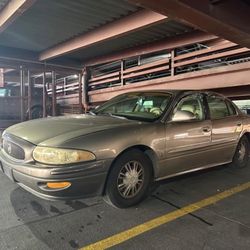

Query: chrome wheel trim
117,161,144,199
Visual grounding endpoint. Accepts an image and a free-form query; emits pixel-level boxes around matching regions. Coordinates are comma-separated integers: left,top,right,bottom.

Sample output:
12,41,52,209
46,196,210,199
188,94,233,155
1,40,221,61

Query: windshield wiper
101,113,128,120
89,111,96,116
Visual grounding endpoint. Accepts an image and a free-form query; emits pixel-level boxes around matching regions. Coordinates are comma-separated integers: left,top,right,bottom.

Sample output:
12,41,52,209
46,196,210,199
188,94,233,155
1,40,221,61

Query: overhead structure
128,0,250,48
0,0,36,33
39,9,168,61
0,0,249,113
85,30,217,66
0,0,194,67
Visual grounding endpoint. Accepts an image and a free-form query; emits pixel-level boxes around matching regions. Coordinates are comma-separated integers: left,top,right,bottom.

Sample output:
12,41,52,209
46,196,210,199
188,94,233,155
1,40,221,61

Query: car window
233,99,250,114
207,95,229,119
94,92,172,122
226,100,237,116
174,94,205,121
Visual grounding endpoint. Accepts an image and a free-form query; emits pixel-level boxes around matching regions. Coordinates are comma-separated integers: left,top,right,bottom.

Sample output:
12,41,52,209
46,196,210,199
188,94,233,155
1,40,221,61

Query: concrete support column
82,68,89,113
0,69,4,87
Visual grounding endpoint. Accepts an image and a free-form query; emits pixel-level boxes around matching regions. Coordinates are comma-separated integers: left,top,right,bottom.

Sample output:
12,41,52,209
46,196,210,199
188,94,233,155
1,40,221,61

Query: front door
159,93,213,178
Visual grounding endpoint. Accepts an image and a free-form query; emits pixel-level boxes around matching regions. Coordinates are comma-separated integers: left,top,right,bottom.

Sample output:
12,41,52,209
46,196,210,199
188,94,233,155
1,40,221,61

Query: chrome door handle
202,127,211,133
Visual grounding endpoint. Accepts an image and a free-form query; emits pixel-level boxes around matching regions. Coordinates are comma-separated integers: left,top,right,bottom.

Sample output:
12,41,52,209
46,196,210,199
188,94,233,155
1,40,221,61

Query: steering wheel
150,107,163,116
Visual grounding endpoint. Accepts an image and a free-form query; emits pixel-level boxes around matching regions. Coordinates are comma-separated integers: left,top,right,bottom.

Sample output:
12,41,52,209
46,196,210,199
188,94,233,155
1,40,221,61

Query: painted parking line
80,181,250,250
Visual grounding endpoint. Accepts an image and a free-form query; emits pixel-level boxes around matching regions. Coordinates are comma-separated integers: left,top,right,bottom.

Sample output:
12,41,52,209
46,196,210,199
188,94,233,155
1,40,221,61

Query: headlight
33,146,96,165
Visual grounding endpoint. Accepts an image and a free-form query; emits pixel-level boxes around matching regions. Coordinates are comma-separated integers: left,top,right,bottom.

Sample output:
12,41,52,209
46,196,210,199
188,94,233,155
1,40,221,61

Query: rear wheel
231,136,250,168
104,149,153,208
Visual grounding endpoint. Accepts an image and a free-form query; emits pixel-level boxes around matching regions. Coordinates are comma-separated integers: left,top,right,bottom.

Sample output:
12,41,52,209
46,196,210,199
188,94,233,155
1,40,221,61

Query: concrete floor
0,163,249,250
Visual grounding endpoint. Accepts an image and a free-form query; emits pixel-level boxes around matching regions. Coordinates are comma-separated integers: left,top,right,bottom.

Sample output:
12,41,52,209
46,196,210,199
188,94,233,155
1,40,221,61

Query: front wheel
231,136,250,168
104,149,153,208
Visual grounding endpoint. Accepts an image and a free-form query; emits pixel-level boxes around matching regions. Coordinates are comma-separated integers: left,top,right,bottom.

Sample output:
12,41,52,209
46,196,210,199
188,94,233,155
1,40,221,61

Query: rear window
226,100,237,116
233,99,250,115
207,95,229,119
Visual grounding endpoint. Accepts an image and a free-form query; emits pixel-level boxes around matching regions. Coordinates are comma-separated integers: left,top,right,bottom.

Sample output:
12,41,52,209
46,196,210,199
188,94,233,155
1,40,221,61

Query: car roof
123,89,224,97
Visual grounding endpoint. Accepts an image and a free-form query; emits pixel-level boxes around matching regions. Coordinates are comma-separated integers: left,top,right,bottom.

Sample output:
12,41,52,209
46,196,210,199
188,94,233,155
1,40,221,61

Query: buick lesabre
0,90,249,208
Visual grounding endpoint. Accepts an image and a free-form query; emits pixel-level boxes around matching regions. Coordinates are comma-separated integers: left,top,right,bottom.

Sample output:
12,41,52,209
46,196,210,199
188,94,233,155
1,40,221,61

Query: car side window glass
207,95,229,119
174,94,205,121
226,100,237,116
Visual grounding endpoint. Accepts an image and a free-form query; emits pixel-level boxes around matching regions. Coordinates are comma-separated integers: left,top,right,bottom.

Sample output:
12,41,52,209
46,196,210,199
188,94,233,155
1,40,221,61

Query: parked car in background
0,90,250,208
233,99,250,115
0,85,51,128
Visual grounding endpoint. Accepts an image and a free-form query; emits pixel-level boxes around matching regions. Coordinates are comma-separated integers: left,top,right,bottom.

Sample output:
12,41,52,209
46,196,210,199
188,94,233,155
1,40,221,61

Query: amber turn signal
46,182,71,189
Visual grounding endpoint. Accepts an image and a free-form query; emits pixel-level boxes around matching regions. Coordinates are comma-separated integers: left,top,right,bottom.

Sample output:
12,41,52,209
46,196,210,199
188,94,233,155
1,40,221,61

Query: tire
231,136,250,168
104,149,153,208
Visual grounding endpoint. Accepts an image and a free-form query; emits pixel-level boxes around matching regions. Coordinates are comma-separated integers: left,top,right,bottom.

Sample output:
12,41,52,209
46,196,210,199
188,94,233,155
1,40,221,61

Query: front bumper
0,149,113,200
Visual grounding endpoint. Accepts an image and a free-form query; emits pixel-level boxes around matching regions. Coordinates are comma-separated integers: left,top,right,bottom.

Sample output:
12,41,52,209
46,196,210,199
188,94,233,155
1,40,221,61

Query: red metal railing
87,40,250,93
174,44,249,70
88,57,171,91
47,76,83,114
48,39,250,109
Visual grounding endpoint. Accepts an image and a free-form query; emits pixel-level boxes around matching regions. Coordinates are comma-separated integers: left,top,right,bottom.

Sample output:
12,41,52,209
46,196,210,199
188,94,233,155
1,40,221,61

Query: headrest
181,104,195,114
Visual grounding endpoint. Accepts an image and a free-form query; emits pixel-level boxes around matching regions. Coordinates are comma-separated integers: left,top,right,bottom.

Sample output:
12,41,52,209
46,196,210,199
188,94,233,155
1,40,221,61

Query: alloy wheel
117,161,144,199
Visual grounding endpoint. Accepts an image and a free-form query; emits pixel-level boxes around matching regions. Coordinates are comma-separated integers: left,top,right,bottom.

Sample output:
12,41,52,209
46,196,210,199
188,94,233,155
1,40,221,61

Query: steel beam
85,31,216,66
0,0,37,33
128,0,250,48
51,71,56,116
215,86,250,98
42,71,47,118
20,67,25,121
27,70,31,120
82,68,89,112
0,45,81,73
39,9,168,61
0,56,81,74
78,73,83,114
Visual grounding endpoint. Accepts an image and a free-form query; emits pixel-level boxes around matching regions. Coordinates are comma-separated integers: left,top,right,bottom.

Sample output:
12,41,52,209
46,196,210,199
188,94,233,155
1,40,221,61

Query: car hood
5,114,141,146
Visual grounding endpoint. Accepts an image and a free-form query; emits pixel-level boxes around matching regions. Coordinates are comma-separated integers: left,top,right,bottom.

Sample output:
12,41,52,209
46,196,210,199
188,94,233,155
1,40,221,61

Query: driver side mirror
171,110,197,122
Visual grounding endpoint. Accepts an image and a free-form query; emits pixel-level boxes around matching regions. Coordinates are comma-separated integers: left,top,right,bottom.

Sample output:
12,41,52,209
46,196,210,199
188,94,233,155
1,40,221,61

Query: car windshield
94,92,172,122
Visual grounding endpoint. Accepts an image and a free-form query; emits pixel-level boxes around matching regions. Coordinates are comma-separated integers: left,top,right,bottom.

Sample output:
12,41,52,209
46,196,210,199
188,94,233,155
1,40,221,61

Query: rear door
206,94,242,165
160,93,213,178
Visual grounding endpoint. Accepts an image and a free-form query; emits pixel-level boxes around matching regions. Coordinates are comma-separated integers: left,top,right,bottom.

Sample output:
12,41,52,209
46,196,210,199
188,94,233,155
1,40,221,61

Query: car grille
3,139,25,160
